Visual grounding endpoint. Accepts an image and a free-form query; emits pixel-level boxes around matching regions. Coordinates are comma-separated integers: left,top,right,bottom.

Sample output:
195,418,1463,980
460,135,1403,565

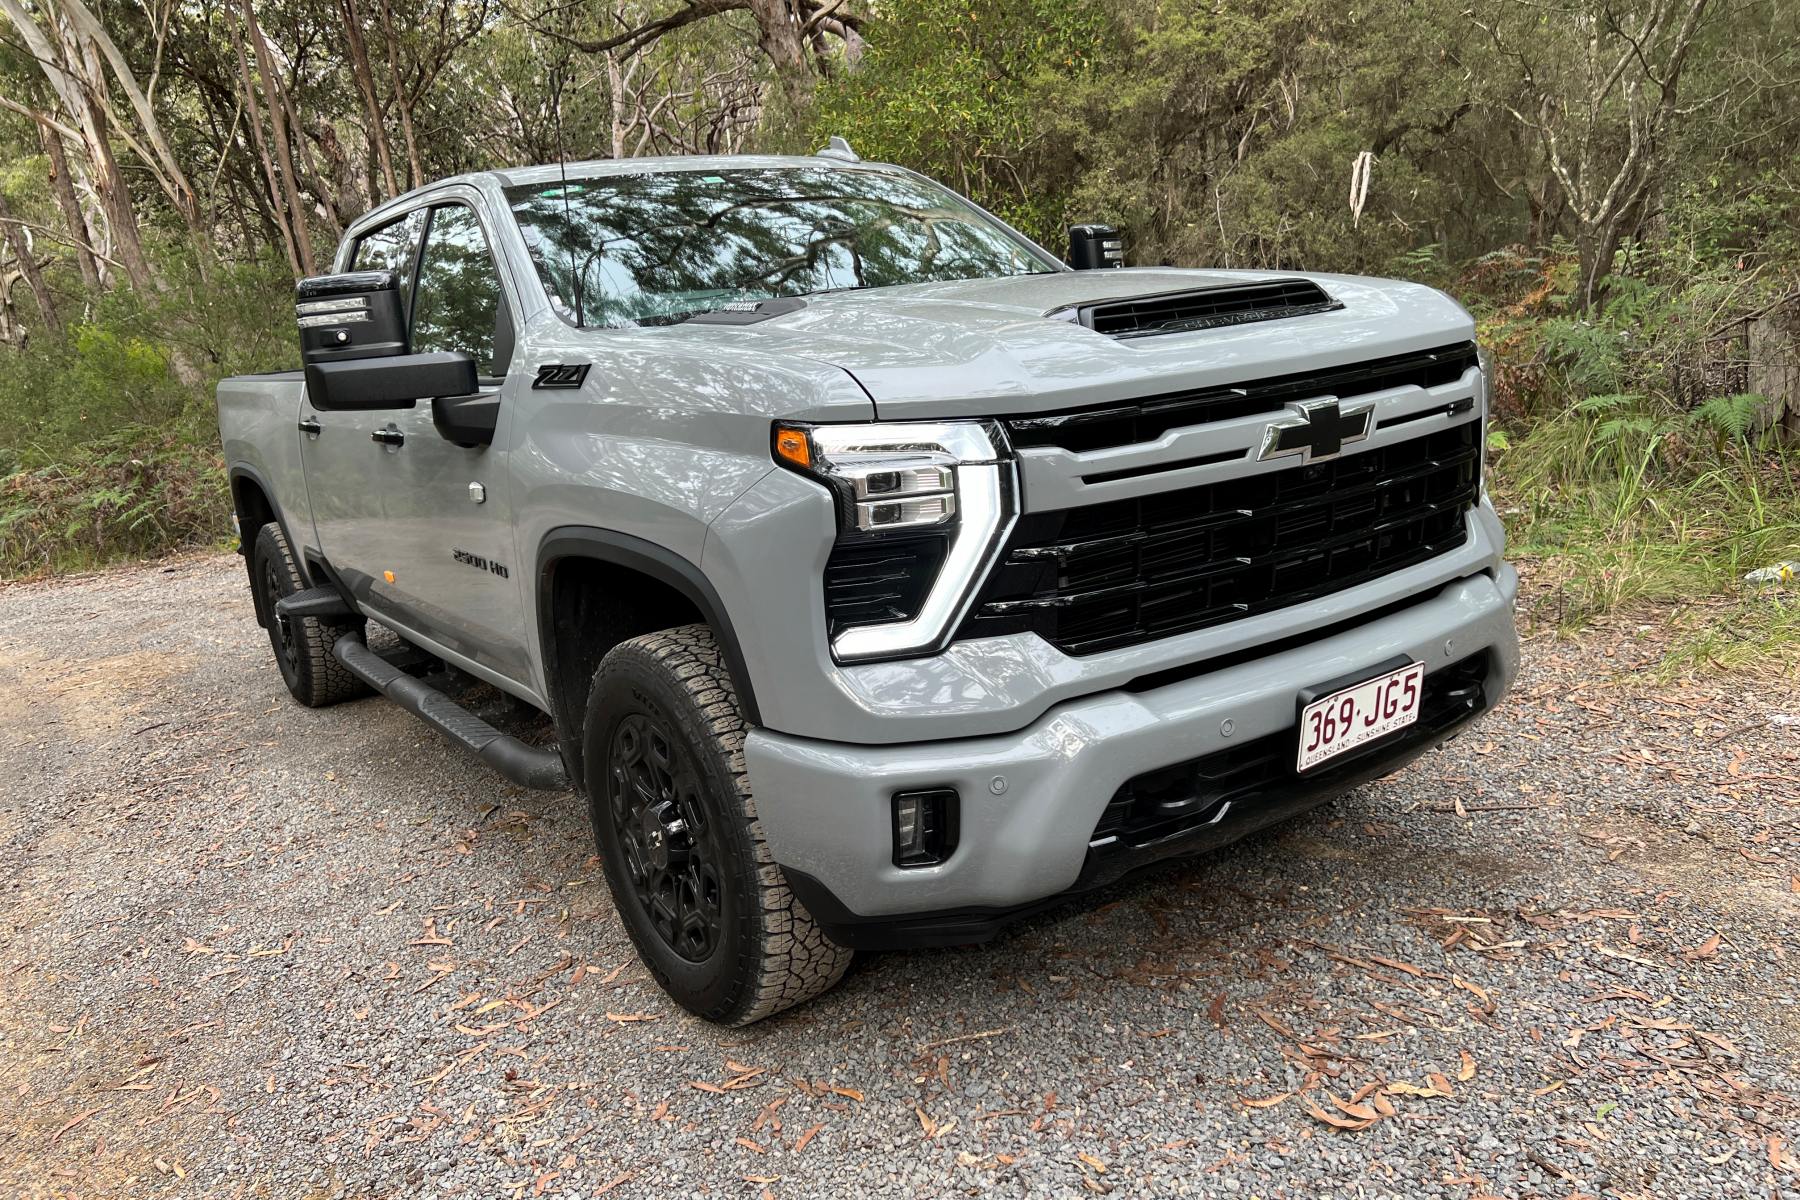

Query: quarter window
349,208,426,319
411,205,509,377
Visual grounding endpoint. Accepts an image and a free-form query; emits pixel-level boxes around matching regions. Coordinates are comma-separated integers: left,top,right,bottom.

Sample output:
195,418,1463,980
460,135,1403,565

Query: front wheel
583,625,851,1025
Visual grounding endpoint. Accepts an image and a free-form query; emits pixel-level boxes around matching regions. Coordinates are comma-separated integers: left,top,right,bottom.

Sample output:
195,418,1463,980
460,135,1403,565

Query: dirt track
1,553,1796,1199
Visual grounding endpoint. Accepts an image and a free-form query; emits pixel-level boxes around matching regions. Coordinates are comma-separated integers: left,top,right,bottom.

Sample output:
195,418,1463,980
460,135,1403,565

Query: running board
332,638,570,791
276,585,357,622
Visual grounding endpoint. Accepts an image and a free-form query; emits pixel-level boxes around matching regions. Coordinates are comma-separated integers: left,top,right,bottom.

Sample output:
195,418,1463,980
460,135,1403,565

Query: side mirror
305,351,478,412
297,270,407,363
1068,224,1124,270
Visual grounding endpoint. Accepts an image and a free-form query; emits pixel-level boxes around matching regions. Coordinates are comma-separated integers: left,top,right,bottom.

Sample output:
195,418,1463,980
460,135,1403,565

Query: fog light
892,788,958,868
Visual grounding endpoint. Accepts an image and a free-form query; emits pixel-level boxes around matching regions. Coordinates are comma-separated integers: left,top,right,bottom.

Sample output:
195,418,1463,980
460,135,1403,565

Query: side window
349,208,426,319
410,205,510,377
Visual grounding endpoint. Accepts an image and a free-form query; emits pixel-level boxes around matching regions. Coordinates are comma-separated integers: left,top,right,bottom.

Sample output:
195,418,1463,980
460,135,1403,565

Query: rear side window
410,205,509,377
349,209,426,318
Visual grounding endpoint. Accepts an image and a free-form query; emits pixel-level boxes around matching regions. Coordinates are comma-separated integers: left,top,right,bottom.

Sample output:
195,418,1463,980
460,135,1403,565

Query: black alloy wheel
606,711,724,962
582,625,852,1025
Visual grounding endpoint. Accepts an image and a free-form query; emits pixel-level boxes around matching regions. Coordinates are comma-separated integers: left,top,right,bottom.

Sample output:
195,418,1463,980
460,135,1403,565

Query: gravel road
2,553,1796,1200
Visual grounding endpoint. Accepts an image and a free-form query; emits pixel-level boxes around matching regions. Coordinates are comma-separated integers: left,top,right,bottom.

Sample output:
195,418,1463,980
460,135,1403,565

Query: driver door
372,201,533,686
298,208,425,588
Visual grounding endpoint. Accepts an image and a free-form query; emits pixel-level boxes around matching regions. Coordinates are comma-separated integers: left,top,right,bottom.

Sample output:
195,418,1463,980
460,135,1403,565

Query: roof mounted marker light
815,136,861,163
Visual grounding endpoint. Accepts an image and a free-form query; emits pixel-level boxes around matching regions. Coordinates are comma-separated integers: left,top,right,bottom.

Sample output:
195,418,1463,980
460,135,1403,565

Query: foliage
0,0,1798,618
0,424,229,575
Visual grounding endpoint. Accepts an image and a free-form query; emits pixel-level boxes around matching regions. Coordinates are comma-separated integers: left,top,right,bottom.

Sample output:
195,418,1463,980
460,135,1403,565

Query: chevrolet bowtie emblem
1257,397,1374,464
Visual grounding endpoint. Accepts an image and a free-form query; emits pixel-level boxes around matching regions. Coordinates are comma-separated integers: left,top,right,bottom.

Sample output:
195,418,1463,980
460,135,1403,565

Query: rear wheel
250,522,367,707
583,624,851,1025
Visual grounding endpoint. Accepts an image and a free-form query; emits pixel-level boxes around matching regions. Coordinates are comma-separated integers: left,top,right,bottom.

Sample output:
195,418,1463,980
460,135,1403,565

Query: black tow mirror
1068,224,1124,269
305,352,478,412
297,270,408,363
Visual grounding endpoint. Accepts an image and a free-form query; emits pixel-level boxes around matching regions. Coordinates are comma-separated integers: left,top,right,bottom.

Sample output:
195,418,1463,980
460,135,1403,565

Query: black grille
1004,342,1478,454
823,534,948,637
961,422,1481,656
1056,279,1343,340
1091,653,1491,851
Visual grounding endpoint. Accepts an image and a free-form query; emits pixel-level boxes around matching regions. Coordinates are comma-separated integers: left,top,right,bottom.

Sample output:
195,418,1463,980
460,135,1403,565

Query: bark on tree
38,122,101,290
1474,0,1714,310
240,0,318,274
377,0,425,189
541,0,862,96
341,0,400,199
0,0,158,292
230,12,304,277
0,192,63,338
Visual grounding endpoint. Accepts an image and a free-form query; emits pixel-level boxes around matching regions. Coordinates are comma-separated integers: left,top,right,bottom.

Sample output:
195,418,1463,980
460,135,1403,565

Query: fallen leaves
409,918,453,947
1682,932,1723,961
690,1062,765,1093
1302,1094,1376,1131
1240,1092,1290,1109
914,1105,957,1139
48,1107,104,1146
1326,1093,1378,1122
1254,1010,1298,1040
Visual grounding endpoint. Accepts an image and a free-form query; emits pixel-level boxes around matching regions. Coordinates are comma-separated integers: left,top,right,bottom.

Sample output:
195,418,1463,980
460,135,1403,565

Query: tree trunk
747,0,812,111
241,0,317,274
80,95,157,293
38,122,101,290
0,192,63,338
377,0,425,188
230,14,303,276
341,0,399,199
608,54,627,158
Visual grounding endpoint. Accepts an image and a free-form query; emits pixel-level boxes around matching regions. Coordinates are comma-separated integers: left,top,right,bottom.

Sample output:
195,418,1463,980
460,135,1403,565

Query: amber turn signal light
773,425,812,469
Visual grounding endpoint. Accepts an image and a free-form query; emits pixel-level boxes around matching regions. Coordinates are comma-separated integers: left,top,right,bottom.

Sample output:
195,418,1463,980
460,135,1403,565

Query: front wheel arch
536,527,761,794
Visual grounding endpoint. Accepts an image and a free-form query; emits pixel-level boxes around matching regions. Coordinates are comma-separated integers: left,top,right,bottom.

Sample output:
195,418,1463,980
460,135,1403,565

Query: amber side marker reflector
383,570,396,584
774,425,812,470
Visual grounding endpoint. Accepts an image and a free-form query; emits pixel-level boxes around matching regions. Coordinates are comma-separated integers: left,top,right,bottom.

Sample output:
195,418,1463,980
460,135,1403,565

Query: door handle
298,417,321,436
371,427,405,447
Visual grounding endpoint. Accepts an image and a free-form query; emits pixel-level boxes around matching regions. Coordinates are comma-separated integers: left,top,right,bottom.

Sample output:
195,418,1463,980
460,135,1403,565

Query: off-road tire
583,624,852,1025
250,522,367,708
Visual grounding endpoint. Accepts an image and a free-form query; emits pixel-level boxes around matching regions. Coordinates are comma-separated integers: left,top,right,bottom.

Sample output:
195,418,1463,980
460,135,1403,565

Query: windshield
503,166,1059,328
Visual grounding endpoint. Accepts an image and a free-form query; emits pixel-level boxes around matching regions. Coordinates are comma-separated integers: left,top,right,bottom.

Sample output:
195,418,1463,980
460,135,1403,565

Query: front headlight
773,420,1017,662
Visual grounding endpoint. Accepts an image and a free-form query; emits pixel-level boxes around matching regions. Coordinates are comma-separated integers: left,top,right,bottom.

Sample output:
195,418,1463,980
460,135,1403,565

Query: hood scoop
1047,278,1343,340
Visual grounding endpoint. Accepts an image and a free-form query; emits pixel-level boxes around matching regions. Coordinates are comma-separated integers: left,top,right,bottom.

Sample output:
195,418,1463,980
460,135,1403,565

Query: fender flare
227,462,311,626
535,526,762,730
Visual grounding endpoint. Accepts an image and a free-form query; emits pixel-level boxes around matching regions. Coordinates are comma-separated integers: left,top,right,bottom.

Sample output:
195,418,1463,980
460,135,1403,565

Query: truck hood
667,267,1476,420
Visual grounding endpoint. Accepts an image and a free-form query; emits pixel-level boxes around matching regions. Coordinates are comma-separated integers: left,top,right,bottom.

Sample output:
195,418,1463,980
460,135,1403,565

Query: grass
0,425,230,578
1490,402,1800,678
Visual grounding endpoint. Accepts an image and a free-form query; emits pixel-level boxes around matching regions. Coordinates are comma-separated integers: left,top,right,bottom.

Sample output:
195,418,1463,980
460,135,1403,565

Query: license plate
1296,661,1425,772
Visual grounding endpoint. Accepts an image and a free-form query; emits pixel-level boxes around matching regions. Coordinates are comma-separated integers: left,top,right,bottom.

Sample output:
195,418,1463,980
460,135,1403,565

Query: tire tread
593,624,851,1025
253,523,366,707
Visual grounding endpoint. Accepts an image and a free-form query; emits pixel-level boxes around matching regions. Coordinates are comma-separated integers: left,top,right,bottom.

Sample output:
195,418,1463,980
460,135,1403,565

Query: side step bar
332,638,570,792
276,586,358,622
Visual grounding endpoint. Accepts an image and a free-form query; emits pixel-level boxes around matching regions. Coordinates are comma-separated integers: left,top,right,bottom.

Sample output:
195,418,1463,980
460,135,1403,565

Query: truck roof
360,153,893,228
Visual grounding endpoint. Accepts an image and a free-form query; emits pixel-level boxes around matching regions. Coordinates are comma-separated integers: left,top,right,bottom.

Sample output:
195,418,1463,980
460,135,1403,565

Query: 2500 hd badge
452,548,509,578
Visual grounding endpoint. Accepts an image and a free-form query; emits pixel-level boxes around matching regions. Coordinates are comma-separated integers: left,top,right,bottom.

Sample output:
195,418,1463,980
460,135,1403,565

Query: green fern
1594,414,1662,445
1573,392,1641,414
1689,393,1762,442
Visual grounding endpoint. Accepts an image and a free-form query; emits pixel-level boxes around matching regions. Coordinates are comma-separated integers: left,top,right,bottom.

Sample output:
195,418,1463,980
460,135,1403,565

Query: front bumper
745,564,1519,947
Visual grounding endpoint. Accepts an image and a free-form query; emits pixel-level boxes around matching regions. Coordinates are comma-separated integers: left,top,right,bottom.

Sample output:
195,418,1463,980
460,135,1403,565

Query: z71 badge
532,363,590,389
453,548,510,578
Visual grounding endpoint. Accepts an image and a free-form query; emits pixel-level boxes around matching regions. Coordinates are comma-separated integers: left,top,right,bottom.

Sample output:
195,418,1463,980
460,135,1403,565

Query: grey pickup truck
216,142,1519,1024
